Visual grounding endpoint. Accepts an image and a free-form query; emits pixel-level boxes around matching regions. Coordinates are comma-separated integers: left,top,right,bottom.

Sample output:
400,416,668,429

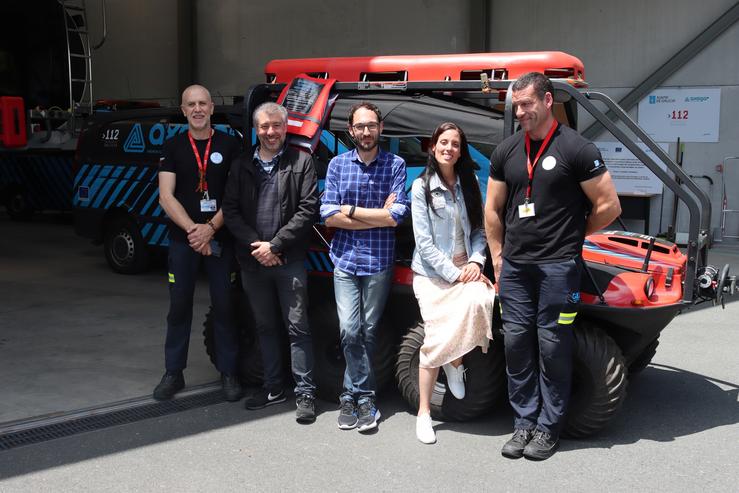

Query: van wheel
103,215,149,274
309,295,398,403
5,186,34,220
395,322,505,421
564,323,628,438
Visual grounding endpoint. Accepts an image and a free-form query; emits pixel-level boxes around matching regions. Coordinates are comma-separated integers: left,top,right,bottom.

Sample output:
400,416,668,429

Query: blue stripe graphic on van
104,179,129,209
150,224,167,245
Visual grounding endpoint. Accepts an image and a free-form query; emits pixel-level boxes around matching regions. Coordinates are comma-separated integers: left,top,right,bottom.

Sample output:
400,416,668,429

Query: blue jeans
333,267,393,403
241,261,315,397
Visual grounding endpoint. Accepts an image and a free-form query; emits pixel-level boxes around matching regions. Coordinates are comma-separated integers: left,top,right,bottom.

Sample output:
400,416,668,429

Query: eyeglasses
351,122,380,132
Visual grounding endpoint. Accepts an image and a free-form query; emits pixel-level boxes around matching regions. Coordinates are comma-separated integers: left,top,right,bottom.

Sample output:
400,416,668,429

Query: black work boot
295,394,316,424
221,373,243,402
153,371,185,401
523,430,560,460
501,428,534,459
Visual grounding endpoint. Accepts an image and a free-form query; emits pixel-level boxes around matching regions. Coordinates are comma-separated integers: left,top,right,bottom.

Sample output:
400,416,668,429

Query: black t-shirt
489,124,607,263
158,130,242,243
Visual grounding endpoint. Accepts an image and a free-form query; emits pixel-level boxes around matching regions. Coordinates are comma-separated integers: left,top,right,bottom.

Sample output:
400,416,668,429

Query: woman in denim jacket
411,122,495,444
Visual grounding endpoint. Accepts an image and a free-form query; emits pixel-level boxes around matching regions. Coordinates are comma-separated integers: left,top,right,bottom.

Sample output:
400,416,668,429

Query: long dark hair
422,122,483,230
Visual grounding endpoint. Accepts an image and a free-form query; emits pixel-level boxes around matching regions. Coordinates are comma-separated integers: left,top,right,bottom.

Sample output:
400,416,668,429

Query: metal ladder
59,0,107,133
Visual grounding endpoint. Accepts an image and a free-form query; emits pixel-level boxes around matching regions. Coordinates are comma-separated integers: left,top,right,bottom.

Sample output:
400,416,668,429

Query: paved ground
1,214,737,491
0,214,218,423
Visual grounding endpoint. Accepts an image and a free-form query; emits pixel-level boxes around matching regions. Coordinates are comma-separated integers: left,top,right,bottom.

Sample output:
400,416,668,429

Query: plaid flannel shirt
320,148,409,275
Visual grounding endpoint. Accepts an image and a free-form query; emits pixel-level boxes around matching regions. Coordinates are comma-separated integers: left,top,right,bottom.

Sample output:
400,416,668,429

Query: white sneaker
416,413,436,444
443,363,466,399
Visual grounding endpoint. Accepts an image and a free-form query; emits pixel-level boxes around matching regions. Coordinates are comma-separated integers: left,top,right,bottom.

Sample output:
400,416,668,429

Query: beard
354,134,379,152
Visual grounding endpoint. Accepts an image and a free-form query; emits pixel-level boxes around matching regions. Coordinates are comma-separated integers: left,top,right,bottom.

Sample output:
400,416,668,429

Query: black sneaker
356,400,381,433
501,428,534,459
295,394,316,424
244,388,286,410
337,399,358,430
523,430,559,460
153,371,184,401
221,373,243,402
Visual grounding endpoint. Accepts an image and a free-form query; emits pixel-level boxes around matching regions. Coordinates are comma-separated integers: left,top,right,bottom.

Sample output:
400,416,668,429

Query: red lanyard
188,130,212,193
523,119,558,202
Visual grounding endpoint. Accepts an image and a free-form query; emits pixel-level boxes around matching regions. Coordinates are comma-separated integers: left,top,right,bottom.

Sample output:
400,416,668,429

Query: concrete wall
193,0,474,97
85,0,181,102
488,0,739,239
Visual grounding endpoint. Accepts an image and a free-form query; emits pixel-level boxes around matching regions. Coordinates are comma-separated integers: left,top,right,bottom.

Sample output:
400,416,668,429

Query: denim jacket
410,174,486,283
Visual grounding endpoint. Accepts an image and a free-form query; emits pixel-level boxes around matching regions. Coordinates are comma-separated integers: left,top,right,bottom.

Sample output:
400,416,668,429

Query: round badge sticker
542,156,557,170
210,152,223,164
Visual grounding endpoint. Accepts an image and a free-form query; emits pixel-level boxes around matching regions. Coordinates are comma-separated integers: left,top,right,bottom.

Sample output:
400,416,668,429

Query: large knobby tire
628,338,659,374
203,297,269,386
103,214,149,274
309,295,398,403
564,323,628,438
395,322,506,421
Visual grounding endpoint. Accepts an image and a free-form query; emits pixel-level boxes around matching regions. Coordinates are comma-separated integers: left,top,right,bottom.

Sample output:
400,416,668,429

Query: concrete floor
0,214,218,424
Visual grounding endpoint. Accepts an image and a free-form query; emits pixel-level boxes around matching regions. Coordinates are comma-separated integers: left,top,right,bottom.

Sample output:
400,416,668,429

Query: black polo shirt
489,124,607,263
159,130,241,243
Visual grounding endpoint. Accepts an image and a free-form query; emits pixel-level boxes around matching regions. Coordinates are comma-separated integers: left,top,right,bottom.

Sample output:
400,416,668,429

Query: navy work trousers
498,257,581,436
165,239,238,375
241,261,316,397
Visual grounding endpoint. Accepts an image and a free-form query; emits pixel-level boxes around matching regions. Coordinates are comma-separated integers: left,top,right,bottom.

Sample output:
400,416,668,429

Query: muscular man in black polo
486,72,621,460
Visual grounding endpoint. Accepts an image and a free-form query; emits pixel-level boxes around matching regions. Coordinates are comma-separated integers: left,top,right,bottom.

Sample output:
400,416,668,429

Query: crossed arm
322,157,408,230
325,193,398,229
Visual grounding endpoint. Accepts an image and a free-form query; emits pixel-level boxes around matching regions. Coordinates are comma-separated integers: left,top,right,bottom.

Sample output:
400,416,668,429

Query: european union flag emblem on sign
124,123,146,153
649,95,656,104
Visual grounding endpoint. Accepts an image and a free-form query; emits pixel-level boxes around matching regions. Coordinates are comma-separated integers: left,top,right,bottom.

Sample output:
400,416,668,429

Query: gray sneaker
356,400,381,433
337,399,358,430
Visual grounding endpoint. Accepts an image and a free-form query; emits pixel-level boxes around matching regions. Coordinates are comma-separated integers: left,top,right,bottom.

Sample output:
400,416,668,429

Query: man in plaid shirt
320,102,409,433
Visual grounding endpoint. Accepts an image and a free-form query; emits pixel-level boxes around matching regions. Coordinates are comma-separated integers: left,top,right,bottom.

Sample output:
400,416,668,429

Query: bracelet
207,219,217,233
348,205,356,218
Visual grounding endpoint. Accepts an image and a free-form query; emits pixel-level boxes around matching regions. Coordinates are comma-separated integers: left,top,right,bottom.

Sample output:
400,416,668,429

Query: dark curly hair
348,102,382,125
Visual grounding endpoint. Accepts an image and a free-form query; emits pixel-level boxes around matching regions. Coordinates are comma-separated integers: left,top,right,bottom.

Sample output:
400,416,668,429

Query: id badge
431,193,446,210
518,201,535,218
200,199,217,212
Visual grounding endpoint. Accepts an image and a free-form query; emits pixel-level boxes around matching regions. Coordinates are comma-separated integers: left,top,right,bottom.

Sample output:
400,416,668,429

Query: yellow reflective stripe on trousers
168,273,175,283
558,312,577,325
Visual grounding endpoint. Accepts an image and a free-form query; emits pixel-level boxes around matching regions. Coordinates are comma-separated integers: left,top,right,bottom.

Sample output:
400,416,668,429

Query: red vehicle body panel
265,51,585,84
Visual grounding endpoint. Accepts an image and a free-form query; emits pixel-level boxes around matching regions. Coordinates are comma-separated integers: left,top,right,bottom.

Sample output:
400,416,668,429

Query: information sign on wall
637,87,721,142
595,142,669,196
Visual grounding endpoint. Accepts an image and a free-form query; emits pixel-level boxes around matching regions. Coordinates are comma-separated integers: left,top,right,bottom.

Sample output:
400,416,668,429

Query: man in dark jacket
223,102,319,423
